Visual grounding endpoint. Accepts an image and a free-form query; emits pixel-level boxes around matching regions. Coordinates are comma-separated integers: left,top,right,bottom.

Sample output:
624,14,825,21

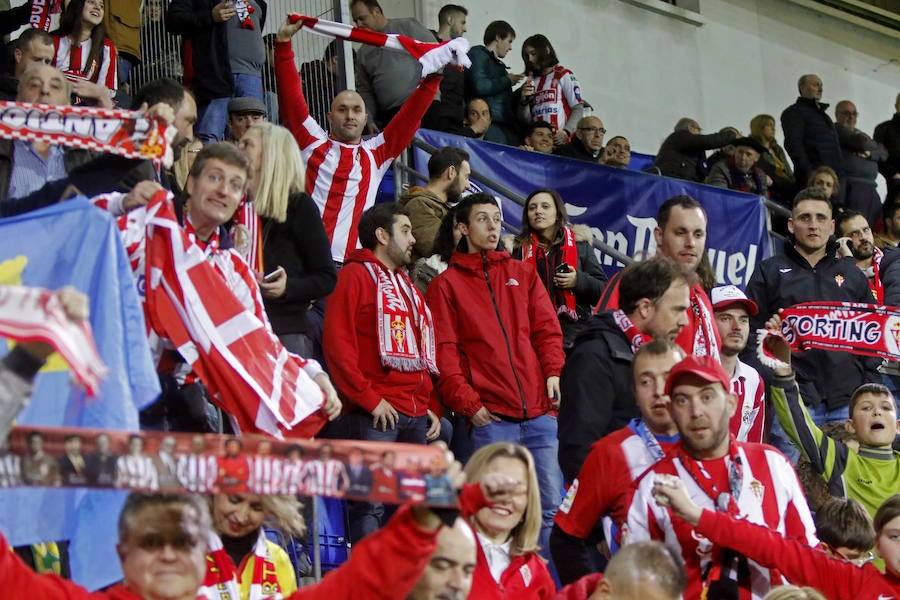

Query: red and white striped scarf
28,0,61,31
288,13,471,77
201,530,281,600
230,198,264,275
520,227,579,319
141,191,326,439
690,286,720,361
363,261,438,375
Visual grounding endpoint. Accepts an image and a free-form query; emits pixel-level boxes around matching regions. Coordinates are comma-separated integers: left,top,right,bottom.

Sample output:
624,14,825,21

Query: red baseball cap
664,355,732,395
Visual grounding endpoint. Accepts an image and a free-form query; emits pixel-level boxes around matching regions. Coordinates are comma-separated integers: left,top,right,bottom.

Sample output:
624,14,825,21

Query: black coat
744,240,881,410
874,113,900,186
558,311,636,483
653,128,737,182
780,97,843,188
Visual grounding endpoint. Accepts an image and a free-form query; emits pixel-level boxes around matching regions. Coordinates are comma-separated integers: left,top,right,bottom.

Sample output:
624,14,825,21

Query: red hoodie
426,250,565,420
324,248,433,416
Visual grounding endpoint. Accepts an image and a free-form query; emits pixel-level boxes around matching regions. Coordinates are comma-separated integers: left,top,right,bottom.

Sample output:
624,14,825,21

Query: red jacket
550,574,603,600
323,249,433,416
426,250,565,419
0,504,438,600
697,509,900,599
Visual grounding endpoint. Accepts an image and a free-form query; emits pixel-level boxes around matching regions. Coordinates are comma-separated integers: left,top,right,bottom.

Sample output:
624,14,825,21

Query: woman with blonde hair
763,585,827,600
204,493,305,600
238,122,336,359
461,442,555,598
750,114,795,203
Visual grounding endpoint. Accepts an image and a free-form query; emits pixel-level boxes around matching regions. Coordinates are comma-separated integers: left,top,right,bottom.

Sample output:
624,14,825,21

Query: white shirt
476,532,511,583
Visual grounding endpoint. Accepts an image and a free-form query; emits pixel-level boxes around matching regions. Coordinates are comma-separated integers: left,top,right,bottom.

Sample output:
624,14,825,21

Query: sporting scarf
0,101,172,166
201,530,281,600
234,0,256,30
678,436,746,599
363,262,438,375
28,0,61,31
756,301,900,370
230,198,264,275
287,13,471,78
863,246,884,304
612,309,648,354
520,227,578,320
0,285,107,395
690,287,721,361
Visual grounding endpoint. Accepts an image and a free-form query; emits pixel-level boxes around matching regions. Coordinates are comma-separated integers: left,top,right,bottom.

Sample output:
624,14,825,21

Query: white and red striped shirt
51,34,118,92
303,458,348,496
528,65,582,132
116,454,158,490
275,41,440,263
730,360,766,444
281,458,306,495
0,453,22,488
626,442,817,600
249,455,283,495
176,453,218,493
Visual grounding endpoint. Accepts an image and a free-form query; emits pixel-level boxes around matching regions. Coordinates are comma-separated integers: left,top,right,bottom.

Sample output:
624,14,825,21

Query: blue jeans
345,410,427,543
195,73,264,143
470,414,564,564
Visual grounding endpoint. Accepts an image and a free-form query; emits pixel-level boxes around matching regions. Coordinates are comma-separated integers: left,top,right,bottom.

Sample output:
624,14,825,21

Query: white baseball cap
710,285,758,316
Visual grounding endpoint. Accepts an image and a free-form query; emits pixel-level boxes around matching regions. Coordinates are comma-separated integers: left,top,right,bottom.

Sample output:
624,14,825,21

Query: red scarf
521,227,579,319
363,261,438,374
230,197,264,274
612,309,648,354
866,247,884,304
201,530,281,600
690,286,720,361
28,0,61,31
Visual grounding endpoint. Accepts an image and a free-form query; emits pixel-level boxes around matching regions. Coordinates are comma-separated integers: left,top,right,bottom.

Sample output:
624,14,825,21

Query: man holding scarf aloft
625,355,817,599
323,202,441,545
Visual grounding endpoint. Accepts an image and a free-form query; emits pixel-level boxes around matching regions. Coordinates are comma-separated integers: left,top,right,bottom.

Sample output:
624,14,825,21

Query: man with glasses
554,116,606,162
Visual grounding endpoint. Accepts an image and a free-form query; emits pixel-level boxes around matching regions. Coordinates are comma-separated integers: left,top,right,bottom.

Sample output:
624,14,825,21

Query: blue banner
413,130,772,287
0,199,160,589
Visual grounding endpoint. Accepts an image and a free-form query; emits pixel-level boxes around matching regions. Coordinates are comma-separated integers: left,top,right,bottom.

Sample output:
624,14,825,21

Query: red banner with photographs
0,101,171,165
0,425,457,507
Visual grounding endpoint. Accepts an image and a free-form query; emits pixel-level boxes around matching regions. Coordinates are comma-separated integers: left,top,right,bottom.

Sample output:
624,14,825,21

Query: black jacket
874,113,900,183
260,192,337,335
166,0,267,106
558,311,636,483
744,240,881,410
780,97,843,187
553,137,600,163
653,128,737,182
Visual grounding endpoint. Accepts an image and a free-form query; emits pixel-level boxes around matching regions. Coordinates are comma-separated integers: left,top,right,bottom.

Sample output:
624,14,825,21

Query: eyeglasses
838,110,859,117
578,127,606,134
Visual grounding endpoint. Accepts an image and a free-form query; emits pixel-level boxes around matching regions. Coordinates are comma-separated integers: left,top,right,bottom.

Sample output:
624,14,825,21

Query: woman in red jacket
462,442,556,599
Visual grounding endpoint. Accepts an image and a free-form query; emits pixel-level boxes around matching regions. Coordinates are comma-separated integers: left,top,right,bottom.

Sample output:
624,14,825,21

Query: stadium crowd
0,0,899,599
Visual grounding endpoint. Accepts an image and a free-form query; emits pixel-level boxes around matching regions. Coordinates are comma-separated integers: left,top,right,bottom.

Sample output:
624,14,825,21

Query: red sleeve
0,532,93,600
695,510,884,597
525,266,565,378
425,274,484,417
274,41,316,149
554,440,626,538
288,504,439,600
322,265,381,412
377,74,441,161
458,482,490,518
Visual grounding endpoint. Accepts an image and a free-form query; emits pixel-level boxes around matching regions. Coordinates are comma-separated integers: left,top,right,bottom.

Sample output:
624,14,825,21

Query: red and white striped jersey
529,65,582,132
116,454,158,490
249,455,283,495
303,459,348,496
555,422,678,545
0,454,22,488
51,34,118,92
625,442,817,600
731,360,766,444
275,41,440,263
281,459,306,495
176,453,218,493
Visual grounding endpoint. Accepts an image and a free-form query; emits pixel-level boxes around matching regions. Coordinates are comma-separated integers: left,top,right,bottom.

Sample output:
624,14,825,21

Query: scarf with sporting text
201,530,281,600
520,227,578,319
363,261,438,374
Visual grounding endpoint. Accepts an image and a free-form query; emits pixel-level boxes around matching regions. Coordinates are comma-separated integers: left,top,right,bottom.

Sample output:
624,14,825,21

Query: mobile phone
263,268,282,282
555,262,570,274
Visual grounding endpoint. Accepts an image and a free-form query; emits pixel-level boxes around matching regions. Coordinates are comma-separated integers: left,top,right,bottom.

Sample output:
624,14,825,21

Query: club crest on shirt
519,564,532,587
750,479,765,501
834,274,845,287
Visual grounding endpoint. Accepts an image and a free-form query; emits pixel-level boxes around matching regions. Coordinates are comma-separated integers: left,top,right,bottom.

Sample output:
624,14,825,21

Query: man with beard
625,355,817,599
324,203,441,543
745,187,880,459
836,210,884,303
711,286,766,443
400,147,471,261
